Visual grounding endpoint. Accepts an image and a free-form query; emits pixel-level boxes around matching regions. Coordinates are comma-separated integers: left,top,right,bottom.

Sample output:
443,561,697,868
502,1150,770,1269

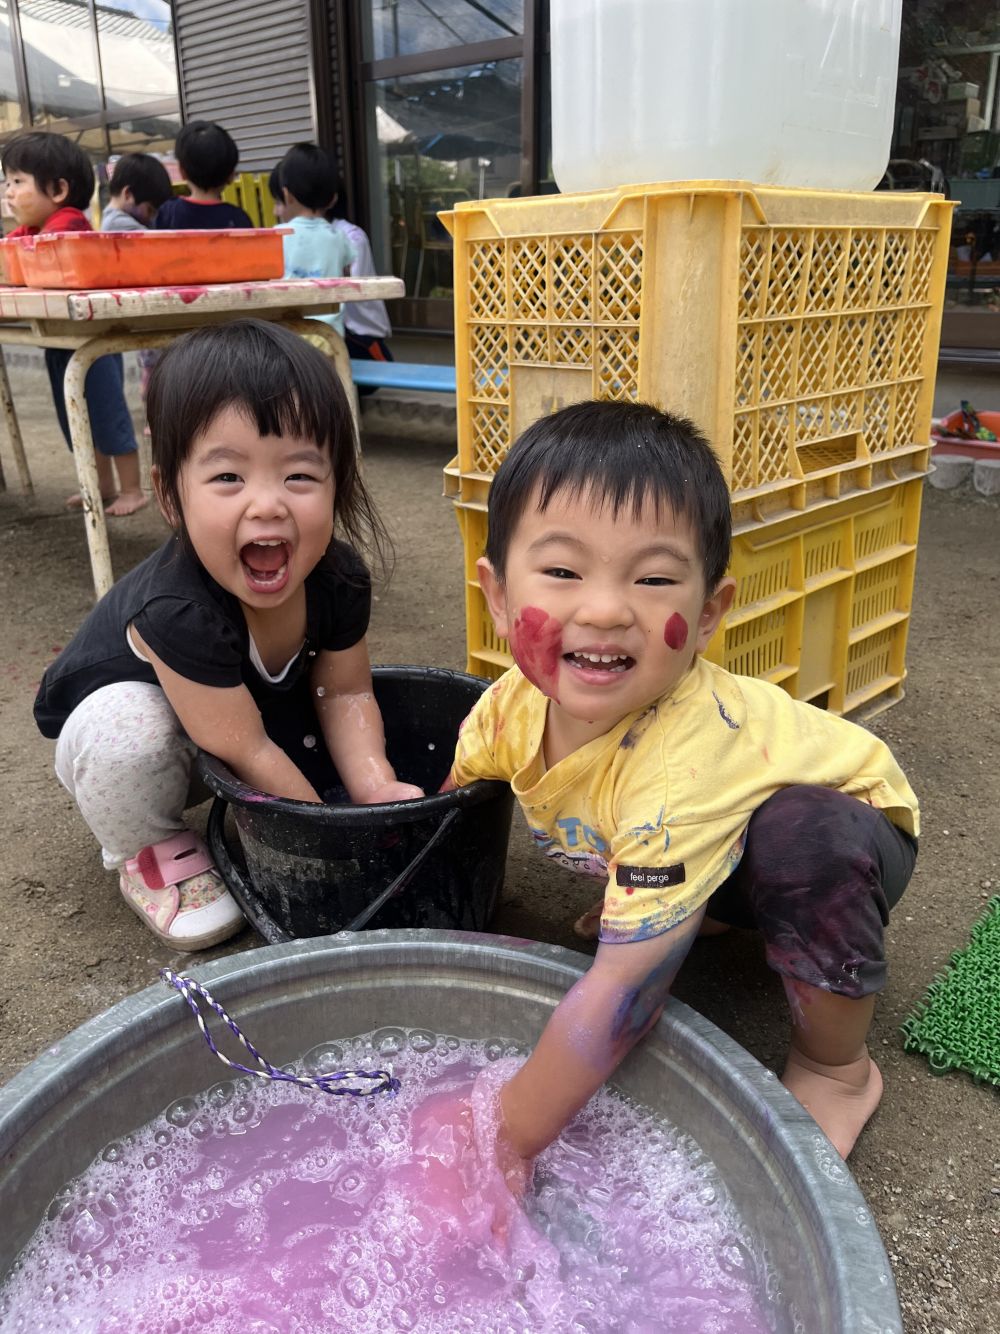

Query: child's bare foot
65,490,115,511
781,1047,883,1158
698,916,732,937
573,900,603,940
105,488,148,517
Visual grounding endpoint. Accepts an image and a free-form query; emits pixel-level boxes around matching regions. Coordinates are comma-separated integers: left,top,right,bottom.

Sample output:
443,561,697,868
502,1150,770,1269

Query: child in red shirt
2,132,146,516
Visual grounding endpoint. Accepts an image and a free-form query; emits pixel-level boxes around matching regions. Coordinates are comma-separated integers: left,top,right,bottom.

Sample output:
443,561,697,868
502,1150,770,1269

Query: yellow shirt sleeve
449,676,508,787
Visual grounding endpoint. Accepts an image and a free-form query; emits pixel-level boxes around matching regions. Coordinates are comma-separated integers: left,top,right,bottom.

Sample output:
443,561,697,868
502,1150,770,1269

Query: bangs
166,327,343,453
485,400,732,590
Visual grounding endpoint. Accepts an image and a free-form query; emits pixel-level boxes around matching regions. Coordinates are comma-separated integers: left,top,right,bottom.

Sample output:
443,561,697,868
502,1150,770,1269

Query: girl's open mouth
240,540,290,592
564,650,635,677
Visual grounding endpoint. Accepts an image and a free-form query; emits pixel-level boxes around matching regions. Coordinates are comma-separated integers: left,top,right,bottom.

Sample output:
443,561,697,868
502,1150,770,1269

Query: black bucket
198,666,514,944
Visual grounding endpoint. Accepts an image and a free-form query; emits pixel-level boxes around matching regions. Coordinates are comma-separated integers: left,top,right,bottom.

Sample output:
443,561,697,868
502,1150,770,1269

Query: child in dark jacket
154,121,253,231
2,132,145,515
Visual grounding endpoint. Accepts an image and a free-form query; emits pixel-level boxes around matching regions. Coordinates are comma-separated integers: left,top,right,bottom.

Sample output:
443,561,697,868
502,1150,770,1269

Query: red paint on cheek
664,613,689,650
510,606,562,698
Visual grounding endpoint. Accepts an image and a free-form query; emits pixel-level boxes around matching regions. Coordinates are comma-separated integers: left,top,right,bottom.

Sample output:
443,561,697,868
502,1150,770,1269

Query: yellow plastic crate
453,475,923,717
442,182,951,530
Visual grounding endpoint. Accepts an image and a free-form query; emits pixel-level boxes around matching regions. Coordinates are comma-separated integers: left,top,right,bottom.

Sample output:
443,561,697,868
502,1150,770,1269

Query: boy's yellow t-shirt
451,657,919,945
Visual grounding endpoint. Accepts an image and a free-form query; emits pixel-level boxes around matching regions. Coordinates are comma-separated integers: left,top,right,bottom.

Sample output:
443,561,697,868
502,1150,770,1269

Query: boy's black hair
277,142,338,212
266,163,282,201
174,120,239,191
107,153,173,209
485,400,732,590
147,319,390,577
1,132,94,212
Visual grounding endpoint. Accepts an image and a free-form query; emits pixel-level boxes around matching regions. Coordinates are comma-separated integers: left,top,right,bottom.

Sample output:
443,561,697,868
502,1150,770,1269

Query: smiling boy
449,401,919,1165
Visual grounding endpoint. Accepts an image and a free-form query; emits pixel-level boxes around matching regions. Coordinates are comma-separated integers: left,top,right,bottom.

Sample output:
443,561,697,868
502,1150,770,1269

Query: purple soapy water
0,1031,787,1333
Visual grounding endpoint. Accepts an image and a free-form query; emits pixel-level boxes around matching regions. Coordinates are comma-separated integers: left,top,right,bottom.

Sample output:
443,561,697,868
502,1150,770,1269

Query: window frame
341,0,545,333
0,0,181,164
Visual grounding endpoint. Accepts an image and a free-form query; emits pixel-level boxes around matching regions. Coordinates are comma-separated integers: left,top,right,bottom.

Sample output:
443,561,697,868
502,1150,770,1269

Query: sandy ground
1,372,999,1333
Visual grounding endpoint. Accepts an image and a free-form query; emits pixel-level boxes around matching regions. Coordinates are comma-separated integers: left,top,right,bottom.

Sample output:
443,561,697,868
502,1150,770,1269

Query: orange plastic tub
0,238,27,286
17,229,286,289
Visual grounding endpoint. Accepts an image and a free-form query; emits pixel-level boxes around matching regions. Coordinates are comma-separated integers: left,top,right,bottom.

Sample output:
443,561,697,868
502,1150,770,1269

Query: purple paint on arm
609,937,692,1049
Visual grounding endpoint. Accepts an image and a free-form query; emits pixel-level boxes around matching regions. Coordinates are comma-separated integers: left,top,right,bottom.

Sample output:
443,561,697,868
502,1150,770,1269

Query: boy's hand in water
361,779,425,803
494,1121,533,1202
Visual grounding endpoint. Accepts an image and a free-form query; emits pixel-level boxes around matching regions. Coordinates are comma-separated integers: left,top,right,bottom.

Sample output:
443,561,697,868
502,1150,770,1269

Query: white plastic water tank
550,0,903,193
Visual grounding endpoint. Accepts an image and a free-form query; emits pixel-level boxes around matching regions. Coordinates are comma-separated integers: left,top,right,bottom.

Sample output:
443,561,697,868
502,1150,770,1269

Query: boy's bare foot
781,1047,883,1159
573,900,603,940
697,916,732,937
105,489,148,517
65,490,116,511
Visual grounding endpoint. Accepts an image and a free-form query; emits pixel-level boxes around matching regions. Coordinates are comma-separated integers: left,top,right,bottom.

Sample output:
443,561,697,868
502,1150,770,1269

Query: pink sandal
119,831,244,950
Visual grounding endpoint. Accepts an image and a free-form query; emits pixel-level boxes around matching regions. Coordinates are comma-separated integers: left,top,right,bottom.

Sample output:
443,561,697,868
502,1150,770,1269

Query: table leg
58,330,182,600
284,318,361,451
0,345,33,494
62,344,115,599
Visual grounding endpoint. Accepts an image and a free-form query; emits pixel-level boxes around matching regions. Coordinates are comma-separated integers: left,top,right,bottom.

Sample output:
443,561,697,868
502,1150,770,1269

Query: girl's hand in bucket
362,779,425,804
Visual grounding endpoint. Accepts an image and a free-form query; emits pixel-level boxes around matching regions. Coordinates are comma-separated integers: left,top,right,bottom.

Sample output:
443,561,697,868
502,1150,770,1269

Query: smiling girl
35,320,421,949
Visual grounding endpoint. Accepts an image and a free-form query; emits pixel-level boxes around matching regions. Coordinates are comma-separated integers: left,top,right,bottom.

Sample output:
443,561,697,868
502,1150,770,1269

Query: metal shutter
174,0,317,172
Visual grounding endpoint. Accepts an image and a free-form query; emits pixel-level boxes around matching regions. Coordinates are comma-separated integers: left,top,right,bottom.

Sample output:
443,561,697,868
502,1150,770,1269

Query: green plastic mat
901,895,1000,1086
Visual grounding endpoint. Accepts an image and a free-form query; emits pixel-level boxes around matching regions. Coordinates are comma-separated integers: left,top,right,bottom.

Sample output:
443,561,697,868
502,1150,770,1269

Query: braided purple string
160,968,400,1098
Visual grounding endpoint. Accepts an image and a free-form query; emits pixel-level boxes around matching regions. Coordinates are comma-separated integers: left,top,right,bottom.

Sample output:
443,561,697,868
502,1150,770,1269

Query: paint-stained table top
0,275,404,324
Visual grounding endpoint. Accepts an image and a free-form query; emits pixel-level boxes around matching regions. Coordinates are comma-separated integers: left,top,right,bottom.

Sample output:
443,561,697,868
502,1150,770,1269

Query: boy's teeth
574,651,628,664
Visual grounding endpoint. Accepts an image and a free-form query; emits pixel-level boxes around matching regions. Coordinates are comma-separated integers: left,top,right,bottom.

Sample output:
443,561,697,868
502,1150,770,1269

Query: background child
154,120,253,230
2,131,146,516
449,400,919,1165
34,319,422,951
101,153,175,426
101,152,173,231
268,143,354,337
326,177,394,367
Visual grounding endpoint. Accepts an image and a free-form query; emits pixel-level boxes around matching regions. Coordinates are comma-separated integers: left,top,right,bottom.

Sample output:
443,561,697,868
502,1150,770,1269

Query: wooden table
0,275,404,598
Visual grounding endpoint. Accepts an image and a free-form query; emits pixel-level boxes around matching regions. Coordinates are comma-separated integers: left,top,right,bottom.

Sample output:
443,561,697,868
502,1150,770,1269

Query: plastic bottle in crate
550,0,902,193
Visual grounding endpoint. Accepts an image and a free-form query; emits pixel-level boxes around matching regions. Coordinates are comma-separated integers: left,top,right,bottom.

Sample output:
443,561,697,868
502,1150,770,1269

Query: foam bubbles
1,1031,779,1334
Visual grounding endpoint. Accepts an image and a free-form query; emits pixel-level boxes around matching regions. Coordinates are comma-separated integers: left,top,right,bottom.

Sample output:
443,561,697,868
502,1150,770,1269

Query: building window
0,0,180,203
97,0,177,114
21,0,104,124
1,2,23,134
362,0,523,62
892,0,1000,349
366,57,523,304
352,0,546,331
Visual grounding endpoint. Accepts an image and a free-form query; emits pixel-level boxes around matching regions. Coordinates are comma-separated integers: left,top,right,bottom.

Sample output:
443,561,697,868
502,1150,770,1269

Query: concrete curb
974,458,1000,496
927,454,975,489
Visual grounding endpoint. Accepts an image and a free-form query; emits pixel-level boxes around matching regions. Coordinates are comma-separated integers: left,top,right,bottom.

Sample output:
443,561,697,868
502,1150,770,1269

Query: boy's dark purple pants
704,785,917,999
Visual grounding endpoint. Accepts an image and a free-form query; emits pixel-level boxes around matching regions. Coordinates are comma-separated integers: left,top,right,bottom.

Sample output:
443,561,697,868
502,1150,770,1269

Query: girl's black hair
147,319,390,579
276,142,338,212
107,153,173,209
485,400,732,590
1,132,94,211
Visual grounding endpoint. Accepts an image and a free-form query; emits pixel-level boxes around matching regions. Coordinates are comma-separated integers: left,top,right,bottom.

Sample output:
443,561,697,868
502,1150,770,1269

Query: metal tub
0,931,901,1331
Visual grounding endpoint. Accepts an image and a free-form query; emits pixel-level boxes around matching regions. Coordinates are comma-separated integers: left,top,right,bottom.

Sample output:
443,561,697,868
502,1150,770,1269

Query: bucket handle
206,798,462,940
344,807,461,932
